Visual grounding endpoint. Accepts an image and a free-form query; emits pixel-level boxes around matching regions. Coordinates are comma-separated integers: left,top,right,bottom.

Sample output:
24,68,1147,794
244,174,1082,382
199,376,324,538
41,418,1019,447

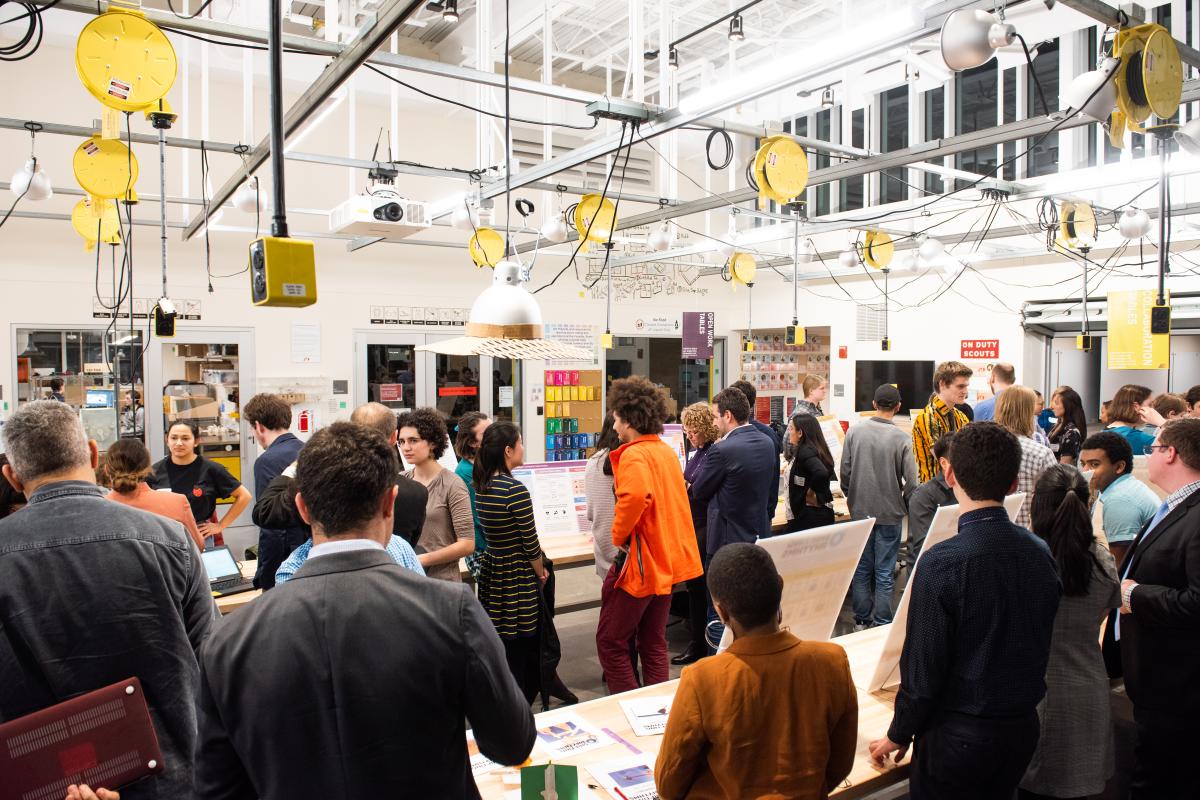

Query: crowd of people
0,359,1197,800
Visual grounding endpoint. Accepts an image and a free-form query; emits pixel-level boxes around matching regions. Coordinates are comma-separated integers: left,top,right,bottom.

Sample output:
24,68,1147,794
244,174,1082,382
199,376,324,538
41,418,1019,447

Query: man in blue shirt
1080,431,1160,567
731,380,782,519
244,393,306,590
972,362,1014,422
870,422,1061,799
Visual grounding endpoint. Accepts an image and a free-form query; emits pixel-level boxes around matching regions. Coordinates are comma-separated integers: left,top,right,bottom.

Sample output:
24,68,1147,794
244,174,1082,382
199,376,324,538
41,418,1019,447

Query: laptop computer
201,546,256,596
0,677,164,799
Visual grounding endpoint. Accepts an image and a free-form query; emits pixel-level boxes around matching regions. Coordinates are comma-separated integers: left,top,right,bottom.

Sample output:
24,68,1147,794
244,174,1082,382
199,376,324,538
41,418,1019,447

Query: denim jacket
0,480,218,798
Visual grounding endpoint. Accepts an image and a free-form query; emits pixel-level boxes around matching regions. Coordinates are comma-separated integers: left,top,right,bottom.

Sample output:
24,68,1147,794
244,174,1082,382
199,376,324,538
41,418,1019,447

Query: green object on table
521,763,578,800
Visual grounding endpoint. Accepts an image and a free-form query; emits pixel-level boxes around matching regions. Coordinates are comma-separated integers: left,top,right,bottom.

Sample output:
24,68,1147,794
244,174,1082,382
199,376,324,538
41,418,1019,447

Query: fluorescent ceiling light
284,91,346,153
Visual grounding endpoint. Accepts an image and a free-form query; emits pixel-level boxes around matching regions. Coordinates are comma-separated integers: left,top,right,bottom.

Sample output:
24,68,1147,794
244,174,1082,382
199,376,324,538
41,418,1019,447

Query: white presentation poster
511,461,591,538
619,695,673,737
586,754,661,800
867,492,1025,692
533,711,615,758
755,518,875,642
817,415,844,466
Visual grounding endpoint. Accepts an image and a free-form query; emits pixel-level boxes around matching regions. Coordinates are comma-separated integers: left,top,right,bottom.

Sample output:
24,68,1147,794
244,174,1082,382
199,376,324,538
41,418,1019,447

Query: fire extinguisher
297,409,312,434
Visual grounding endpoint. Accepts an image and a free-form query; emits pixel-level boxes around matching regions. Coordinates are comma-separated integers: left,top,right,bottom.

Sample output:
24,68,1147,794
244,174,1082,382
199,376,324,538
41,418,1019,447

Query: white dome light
1118,207,1152,239
838,248,859,270
539,215,569,243
917,236,945,261
11,159,52,202
464,260,544,337
647,222,674,251
1063,59,1119,123
940,8,1017,72
900,252,919,273
232,178,267,213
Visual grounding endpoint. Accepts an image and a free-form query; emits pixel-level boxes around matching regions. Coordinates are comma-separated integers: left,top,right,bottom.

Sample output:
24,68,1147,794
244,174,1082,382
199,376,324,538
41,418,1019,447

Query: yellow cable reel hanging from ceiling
468,227,505,268
1108,23,1182,149
74,5,178,113
863,230,894,270
1059,201,1097,251
71,197,121,251
73,135,139,201
751,135,809,207
572,193,617,243
729,252,757,288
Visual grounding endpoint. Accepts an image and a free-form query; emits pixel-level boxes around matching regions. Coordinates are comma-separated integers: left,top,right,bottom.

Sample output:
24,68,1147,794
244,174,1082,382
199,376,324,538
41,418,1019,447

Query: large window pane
434,353,479,433
956,61,998,188
923,87,945,194
815,109,832,216
367,344,416,411
841,108,866,210
881,86,909,203
1026,40,1060,177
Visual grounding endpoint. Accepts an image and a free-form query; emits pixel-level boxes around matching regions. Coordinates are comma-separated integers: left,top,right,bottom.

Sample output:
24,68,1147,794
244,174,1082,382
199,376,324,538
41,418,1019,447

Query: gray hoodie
839,416,918,525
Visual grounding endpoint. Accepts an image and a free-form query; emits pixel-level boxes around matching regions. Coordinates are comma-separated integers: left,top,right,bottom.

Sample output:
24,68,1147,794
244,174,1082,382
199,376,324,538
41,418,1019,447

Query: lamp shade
539,215,569,243
1176,117,1200,157
464,261,544,339
838,248,858,269
1063,59,1118,122
918,236,945,261
11,159,52,202
1118,207,1152,239
232,178,267,213
647,222,674,251
940,9,1016,71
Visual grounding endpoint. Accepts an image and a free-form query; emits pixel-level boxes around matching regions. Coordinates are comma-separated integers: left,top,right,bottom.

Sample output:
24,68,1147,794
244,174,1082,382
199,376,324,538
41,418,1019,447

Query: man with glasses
1106,418,1200,799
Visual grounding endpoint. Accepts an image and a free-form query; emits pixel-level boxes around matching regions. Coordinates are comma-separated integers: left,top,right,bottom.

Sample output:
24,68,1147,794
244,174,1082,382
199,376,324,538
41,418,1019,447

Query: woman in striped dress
474,422,548,702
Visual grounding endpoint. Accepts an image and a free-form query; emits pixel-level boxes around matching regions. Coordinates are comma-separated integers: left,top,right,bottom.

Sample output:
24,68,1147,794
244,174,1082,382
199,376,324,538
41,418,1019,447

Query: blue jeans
852,522,902,625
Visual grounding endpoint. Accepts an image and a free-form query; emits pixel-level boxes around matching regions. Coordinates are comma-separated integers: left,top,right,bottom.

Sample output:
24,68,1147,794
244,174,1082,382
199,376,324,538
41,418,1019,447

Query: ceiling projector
329,193,431,239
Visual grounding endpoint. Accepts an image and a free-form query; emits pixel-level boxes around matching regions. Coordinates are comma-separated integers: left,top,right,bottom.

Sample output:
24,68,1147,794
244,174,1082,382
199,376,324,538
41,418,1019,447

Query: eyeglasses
1143,444,1171,455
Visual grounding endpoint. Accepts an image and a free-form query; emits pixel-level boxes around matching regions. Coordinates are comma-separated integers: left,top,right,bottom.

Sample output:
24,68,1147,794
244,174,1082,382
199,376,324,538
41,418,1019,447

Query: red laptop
0,677,164,800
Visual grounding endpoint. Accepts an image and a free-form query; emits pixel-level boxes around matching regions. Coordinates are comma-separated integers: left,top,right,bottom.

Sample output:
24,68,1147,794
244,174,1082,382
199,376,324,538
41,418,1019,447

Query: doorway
604,336,724,421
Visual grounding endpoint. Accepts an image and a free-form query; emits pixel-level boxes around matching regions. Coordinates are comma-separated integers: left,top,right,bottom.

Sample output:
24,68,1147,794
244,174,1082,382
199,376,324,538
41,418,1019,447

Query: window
1026,40,1060,177
1003,66,1017,180
815,109,832,216
923,87,945,194
880,86,909,203
841,108,866,210
955,61,998,189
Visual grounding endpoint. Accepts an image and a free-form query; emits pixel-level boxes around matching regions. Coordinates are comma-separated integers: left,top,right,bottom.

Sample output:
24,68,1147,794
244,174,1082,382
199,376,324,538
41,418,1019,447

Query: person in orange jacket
596,376,704,694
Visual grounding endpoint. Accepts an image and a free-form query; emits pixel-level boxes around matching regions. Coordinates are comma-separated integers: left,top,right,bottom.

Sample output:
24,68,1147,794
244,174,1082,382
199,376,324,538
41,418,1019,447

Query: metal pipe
1157,138,1169,305
159,127,168,297
1058,0,1200,69
268,0,288,238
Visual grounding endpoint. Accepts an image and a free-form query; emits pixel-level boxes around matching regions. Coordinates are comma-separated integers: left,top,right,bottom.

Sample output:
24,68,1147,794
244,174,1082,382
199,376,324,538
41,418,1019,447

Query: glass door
354,331,429,413
426,334,480,435
146,328,257,551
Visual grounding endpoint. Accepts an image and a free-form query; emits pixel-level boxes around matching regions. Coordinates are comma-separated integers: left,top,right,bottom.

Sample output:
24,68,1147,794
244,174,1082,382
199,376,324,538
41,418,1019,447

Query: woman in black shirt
151,421,251,547
1048,386,1088,466
785,412,836,532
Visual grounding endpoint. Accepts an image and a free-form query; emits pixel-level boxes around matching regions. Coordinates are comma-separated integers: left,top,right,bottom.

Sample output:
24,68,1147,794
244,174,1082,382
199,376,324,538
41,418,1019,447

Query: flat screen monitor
85,389,114,408
854,360,936,416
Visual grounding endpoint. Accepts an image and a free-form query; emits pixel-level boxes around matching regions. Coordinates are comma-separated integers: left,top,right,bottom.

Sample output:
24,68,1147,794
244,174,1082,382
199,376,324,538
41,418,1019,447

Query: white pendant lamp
1118,208,1152,239
1176,117,1200,158
838,248,858,270
917,235,945,261
539,214,569,243
232,177,267,213
647,221,674,251
11,158,52,202
1063,59,1119,123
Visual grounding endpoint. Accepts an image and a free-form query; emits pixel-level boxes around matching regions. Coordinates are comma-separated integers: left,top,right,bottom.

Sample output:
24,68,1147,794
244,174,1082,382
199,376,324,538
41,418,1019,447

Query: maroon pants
596,564,672,694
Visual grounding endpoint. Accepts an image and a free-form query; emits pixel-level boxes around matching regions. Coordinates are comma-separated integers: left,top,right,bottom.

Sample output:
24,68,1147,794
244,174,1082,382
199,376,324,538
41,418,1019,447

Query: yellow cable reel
71,197,121,251
1059,201,1097,251
752,136,809,207
75,6,178,113
73,135,139,200
729,252,757,287
1108,23,1182,149
572,193,617,243
468,227,505,268
863,230,894,270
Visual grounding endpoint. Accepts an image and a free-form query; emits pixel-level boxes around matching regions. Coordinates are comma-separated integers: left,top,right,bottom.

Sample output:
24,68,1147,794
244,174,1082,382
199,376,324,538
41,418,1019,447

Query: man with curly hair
597,377,704,693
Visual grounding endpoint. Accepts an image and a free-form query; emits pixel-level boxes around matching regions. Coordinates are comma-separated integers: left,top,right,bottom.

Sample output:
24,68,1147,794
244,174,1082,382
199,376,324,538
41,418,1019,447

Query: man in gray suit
194,421,535,799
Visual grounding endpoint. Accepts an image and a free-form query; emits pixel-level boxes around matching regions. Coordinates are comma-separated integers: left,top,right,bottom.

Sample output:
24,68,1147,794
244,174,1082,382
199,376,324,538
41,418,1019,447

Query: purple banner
681,311,715,359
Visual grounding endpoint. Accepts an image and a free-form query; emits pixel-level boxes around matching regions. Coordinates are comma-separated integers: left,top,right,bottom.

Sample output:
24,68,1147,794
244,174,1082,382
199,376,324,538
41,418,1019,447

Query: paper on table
534,712,615,758
618,696,672,737
586,754,661,800
867,492,1025,691
466,730,503,776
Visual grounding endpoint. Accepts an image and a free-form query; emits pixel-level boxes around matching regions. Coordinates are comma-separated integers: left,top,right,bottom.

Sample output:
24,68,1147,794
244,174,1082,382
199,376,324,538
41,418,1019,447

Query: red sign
838,345,848,359
438,386,479,397
379,383,403,402
961,339,999,359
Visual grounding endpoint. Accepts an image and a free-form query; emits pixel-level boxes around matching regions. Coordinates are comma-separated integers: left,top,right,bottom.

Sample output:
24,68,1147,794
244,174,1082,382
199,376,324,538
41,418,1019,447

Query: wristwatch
1122,581,1137,611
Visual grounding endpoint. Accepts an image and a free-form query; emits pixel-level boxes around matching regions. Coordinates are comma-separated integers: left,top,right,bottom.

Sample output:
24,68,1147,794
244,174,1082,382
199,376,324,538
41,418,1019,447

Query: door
354,331,429,413
425,334,481,435
146,328,257,554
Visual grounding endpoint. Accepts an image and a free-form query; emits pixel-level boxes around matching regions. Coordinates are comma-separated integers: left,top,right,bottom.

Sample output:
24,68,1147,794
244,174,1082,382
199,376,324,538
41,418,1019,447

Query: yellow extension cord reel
73,135,139,201
863,230,895,269
468,227,505,268
751,135,809,207
1059,201,1097,251
1109,23,1183,148
70,197,121,251
572,193,617,243
729,252,757,287
75,5,178,113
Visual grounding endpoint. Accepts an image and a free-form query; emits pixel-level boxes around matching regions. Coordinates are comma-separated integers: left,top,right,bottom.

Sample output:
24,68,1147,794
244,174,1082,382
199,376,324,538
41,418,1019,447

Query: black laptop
201,546,256,596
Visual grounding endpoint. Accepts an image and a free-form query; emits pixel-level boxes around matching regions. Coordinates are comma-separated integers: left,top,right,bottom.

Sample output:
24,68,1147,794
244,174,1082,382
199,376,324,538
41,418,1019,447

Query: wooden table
473,626,909,799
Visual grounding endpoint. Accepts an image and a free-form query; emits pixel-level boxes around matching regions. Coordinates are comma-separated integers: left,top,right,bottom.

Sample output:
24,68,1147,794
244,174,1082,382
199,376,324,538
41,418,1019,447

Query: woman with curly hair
398,407,474,582
596,377,703,693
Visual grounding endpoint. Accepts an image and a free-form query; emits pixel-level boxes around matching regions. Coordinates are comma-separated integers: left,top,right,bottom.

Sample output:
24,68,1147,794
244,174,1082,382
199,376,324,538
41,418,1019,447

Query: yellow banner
1108,290,1169,370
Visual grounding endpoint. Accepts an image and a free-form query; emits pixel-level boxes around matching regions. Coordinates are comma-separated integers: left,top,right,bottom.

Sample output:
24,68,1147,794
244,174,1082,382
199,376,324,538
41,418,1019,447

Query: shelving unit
738,326,831,426
544,368,603,461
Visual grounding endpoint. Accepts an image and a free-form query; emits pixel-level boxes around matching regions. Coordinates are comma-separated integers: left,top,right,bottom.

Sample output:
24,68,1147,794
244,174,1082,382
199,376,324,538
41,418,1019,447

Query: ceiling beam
1058,0,1200,68
180,0,425,240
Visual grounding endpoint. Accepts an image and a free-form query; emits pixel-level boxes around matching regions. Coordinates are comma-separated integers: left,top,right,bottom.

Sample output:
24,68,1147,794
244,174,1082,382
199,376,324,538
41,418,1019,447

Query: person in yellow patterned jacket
911,361,972,483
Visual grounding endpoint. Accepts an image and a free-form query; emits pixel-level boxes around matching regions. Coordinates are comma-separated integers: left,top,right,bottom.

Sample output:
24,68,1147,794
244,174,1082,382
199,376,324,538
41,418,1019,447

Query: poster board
867,492,1025,691
755,518,875,642
511,461,590,538
1108,289,1170,370
660,424,686,472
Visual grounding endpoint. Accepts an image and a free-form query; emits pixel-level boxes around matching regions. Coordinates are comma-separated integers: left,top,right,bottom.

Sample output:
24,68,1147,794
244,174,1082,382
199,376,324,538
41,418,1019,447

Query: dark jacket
750,418,783,517
906,472,956,558
1106,486,1200,716
253,433,306,543
689,425,777,555
0,480,217,800
683,443,713,552
787,443,834,510
194,548,536,799
252,471,428,548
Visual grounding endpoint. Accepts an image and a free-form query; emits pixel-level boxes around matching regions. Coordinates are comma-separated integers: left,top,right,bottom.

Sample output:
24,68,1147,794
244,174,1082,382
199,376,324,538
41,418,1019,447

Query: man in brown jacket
655,543,858,799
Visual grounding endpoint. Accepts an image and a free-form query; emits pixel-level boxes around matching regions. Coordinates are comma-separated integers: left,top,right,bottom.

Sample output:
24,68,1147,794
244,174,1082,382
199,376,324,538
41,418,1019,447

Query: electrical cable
164,0,215,20
584,122,638,292
0,0,61,62
705,129,733,170
0,179,28,229
1017,33,1049,118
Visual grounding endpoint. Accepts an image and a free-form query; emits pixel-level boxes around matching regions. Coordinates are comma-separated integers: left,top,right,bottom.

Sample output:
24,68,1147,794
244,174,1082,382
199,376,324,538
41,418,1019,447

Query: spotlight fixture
1118,207,1152,239
728,14,745,42
441,0,459,22
10,158,52,202
820,87,834,109
668,46,679,70
1063,58,1118,123
838,248,858,270
939,8,1016,72
1176,117,1200,157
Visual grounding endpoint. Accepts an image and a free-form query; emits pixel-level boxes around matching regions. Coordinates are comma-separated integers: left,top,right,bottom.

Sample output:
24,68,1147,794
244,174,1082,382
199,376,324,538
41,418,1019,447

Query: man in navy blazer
731,380,782,518
689,387,778,556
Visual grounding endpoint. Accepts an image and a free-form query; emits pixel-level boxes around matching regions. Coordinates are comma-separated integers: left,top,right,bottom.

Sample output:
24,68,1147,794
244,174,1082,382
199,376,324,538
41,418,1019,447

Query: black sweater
787,443,834,516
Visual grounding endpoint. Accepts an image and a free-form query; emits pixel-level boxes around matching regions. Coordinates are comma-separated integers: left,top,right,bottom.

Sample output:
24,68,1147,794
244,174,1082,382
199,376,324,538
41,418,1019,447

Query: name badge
793,475,807,487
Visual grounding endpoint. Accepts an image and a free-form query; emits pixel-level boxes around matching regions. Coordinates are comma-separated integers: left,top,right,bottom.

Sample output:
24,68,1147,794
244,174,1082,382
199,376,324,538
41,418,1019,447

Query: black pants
685,573,708,651
785,504,835,533
502,634,541,704
1017,791,1084,800
254,529,308,590
1131,708,1198,799
911,710,1040,800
